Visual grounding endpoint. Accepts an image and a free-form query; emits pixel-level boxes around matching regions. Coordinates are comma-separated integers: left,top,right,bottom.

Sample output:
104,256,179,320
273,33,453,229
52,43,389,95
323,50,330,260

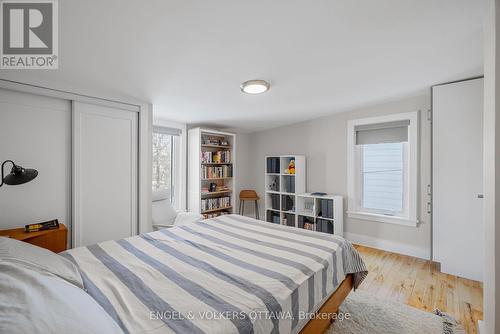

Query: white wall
483,1,499,332
0,89,71,237
248,94,432,259
234,132,259,218
153,116,188,211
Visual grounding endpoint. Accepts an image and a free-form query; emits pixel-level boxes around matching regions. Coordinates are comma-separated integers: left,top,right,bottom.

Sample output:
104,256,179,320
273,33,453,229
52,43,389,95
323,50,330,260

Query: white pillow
152,191,178,226
0,261,123,334
0,236,83,289
174,212,204,226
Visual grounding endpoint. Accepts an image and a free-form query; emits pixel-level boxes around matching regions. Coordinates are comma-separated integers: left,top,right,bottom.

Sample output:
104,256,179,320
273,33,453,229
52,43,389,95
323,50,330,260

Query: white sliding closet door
0,89,71,233
72,102,138,247
432,78,484,281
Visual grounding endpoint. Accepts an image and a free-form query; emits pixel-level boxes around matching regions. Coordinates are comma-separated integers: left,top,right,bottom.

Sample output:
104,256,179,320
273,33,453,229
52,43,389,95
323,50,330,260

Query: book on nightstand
25,219,59,233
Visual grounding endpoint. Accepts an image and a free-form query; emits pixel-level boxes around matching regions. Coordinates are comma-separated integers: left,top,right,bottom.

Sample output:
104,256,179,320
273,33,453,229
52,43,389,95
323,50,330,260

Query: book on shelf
320,199,327,218
266,157,280,174
201,196,231,212
267,210,281,224
327,200,333,218
202,135,230,147
202,165,232,179
204,211,230,219
319,199,333,218
201,184,230,194
282,214,295,227
282,195,294,211
316,219,334,234
316,219,323,232
270,193,280,210
201,150,231,163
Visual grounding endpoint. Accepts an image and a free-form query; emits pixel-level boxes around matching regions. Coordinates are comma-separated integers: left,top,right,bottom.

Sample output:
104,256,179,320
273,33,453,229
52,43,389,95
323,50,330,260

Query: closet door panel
73,102,138,247
432,78,484,281
0,89,71,235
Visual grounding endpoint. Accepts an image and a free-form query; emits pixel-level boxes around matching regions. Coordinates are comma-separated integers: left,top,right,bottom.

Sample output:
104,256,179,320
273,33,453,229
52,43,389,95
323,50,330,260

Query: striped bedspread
62,214,367,334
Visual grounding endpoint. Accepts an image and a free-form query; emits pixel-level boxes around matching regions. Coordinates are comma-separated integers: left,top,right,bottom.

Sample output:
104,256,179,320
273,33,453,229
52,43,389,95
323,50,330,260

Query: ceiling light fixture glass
240,80,270,94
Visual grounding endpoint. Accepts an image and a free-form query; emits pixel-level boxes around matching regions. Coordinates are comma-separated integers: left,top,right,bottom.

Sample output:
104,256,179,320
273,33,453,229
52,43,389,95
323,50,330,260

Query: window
152,126,181,205
347,112,419,226
361,142,406,214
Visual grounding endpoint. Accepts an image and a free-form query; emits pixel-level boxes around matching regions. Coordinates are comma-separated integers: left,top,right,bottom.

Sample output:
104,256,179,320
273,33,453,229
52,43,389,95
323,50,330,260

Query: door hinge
427,184,432,196
427,109,432,121
427,202,432,214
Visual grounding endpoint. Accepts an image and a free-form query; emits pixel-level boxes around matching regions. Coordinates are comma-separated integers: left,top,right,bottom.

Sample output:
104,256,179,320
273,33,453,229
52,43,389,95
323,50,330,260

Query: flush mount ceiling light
240,80,270,94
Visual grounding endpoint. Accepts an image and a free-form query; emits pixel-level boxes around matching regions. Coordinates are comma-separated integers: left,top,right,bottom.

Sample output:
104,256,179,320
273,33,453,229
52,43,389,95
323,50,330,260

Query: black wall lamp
0,160,38,187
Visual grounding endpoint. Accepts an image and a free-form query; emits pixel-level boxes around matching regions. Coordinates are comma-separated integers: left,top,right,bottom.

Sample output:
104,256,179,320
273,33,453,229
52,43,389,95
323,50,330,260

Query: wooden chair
239,190,260,220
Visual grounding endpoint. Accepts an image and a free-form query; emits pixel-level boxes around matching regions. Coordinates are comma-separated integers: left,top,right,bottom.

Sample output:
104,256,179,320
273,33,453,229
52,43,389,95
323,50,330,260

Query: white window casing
347,111,419,227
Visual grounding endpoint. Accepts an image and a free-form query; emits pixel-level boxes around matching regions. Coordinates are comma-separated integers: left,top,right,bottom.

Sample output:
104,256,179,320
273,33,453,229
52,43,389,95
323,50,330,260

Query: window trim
347,111,420,227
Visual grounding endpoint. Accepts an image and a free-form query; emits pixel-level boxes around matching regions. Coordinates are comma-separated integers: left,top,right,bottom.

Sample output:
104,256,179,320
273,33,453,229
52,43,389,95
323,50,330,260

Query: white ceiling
0,0,489,132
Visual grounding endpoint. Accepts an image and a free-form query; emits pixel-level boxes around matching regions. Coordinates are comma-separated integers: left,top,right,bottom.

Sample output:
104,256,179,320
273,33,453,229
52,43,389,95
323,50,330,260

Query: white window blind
355,120,409,145
361,142,405,213
153,126,182,136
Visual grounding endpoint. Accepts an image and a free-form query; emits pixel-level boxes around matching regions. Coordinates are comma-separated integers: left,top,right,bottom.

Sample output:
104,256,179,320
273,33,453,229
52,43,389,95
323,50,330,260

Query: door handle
478,194,484,199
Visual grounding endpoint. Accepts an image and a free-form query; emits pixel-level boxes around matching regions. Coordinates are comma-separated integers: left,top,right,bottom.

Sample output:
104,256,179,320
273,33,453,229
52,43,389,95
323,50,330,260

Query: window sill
347,211,419,227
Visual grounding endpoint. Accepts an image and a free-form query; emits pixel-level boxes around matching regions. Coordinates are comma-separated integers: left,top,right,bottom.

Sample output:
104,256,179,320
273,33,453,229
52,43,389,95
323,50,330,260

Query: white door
432,78,484,281
72,101,138,247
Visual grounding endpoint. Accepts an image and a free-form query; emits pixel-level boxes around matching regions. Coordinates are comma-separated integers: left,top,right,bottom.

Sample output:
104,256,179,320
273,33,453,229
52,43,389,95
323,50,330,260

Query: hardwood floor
353,244,483,334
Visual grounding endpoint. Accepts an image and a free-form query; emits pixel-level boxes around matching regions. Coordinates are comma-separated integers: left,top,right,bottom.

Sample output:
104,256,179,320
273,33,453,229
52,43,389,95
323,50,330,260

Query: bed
61,214,367,334
0,214,366,334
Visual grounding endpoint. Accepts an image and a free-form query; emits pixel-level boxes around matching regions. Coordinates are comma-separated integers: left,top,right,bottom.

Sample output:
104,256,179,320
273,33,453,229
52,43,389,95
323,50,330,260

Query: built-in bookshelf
188,128,235,218
264,155,343,237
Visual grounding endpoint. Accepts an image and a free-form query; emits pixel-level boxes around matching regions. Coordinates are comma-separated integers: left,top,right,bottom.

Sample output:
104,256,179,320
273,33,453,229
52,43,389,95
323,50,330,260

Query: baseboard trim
344,232,430,260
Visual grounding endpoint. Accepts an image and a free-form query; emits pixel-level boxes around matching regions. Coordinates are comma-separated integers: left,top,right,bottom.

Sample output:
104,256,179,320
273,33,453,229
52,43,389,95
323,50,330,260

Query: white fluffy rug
327,291,465,334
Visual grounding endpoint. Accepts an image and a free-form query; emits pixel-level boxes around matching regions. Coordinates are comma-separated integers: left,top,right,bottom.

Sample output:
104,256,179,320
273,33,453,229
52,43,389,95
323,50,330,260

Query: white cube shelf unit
264,155,306,227
264,155,343,237
296,193,343,237
188,128,235,218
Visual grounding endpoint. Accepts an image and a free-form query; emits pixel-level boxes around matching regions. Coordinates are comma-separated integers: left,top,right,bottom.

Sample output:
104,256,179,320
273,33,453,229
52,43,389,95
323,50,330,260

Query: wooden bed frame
299,274,353,334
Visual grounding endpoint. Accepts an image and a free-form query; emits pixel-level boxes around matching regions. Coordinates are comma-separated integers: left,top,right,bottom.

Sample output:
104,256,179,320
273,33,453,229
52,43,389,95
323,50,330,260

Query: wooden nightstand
0,223,68,253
